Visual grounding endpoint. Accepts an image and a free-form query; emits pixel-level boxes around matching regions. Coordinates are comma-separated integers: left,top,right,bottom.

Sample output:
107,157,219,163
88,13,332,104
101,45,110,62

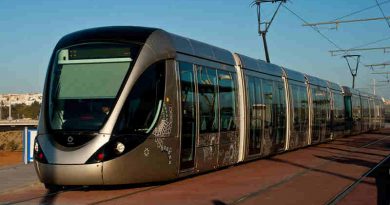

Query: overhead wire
282,5,344,51
374,0,390,29
332,36,390,56
333,0,390,21
319,0,390,56
282,4,371,82
281,4,390,95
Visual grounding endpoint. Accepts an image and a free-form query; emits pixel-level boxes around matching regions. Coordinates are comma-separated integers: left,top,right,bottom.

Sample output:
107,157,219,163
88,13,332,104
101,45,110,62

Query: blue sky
0,0,389,98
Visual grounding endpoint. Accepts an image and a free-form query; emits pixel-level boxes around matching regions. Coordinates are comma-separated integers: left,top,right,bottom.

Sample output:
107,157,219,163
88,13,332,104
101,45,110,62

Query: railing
0,120,38,126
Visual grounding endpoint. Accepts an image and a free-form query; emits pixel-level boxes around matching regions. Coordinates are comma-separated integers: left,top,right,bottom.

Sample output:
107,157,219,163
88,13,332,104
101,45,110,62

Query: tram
33,26,385,188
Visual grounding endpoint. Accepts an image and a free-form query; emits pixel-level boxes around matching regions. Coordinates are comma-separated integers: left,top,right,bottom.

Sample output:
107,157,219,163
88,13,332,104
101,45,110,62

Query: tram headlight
86,135,145,164
34,141,39,153
115,142,125,154
33,139,48,163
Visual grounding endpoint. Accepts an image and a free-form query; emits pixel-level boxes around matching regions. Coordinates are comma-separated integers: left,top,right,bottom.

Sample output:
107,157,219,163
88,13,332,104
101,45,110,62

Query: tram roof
360,91,371,98
305,75,328,88
342,86,361,96
283,68,306,82
55,26,235,66
327,81,342,92
234,54,283,77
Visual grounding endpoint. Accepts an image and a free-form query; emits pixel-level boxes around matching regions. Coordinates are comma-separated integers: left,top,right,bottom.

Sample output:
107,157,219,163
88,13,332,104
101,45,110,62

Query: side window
116,61,165,134
362,99,369,117
344,96,352,119
313,87,326,121
179,62,196,168
323,89,330,120
197,66,219,133
263,80,273,129
273,82,286,123
352,96,361,119
334,92,345,119
274,81,286,144
218,70,237,131
291,85,301,130
247,76,263,155
299,86,309,125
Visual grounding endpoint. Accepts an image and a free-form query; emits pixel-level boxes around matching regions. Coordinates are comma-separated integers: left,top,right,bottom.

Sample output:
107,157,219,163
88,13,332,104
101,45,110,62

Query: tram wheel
44,183,63,192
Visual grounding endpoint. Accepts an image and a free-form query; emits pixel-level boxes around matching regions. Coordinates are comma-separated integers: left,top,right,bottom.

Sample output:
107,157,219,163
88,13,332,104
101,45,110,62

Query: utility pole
343,55,361,88
252,0,286,63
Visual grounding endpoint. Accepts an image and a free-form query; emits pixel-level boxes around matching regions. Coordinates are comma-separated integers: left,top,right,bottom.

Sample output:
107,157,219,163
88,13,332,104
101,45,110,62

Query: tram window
323,89,330,119
179,62,196,167
197,66,219,133
344,96,352,119
49,43,141,131
247,76,262,155
218,70,237,132
262,80,273,133
362,99,369,117
313,88,326,120
334,93,345,119
291,85,301,131
292,85,308,133
352,96,361,119
274,82,286,145
299,86,309,125
116,61,165,134
311,86,324,141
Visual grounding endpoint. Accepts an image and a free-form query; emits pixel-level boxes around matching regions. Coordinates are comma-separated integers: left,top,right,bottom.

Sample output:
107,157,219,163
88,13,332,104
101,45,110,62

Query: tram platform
0,131,389,205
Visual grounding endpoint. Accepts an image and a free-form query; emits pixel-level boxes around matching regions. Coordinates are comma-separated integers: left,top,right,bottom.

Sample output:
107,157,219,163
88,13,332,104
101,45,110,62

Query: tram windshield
48,43,139,131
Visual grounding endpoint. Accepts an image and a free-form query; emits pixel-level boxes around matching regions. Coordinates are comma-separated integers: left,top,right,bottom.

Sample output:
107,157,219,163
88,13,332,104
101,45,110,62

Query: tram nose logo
67,136,74,143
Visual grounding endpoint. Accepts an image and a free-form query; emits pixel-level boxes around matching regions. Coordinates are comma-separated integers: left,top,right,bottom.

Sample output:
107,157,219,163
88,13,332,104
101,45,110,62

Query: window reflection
218,71,237,132
197,67,219,133
247,76,263,155
179,62,196,169
116,61,165,134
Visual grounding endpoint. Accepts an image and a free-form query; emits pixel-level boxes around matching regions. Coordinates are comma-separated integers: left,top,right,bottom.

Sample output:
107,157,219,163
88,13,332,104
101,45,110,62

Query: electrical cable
282,5,369,75
374,0,390,29
282,5,344,50
333,0,390,21
282,4,390,91
350,36,390,50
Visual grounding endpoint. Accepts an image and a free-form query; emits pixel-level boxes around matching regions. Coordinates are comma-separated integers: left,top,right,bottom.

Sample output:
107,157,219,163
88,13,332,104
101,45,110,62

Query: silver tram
34,26,385,189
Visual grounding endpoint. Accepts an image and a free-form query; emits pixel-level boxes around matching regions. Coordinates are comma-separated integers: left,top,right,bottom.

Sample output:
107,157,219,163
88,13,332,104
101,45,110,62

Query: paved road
0,163,39,195
0,132,389,205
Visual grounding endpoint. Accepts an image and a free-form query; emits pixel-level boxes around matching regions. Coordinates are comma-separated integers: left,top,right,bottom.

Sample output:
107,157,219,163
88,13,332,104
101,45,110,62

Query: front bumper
34,161,103,185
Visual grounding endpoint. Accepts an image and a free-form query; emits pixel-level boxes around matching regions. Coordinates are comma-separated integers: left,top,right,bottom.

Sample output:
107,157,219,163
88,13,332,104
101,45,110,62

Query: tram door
247,77,264,156
262,80,286,154
311,86,328,144
274,81,287,151
178,62,197,170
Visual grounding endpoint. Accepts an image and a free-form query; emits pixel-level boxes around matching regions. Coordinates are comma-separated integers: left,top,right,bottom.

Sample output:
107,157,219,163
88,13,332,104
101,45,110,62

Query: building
0,93,42,106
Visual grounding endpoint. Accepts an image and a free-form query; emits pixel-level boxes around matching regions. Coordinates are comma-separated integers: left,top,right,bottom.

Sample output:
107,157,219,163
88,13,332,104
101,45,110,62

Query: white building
0,93,42,106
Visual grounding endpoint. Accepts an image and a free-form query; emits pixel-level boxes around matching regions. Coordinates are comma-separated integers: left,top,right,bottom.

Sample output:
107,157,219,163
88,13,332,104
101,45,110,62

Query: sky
0,0,389,98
